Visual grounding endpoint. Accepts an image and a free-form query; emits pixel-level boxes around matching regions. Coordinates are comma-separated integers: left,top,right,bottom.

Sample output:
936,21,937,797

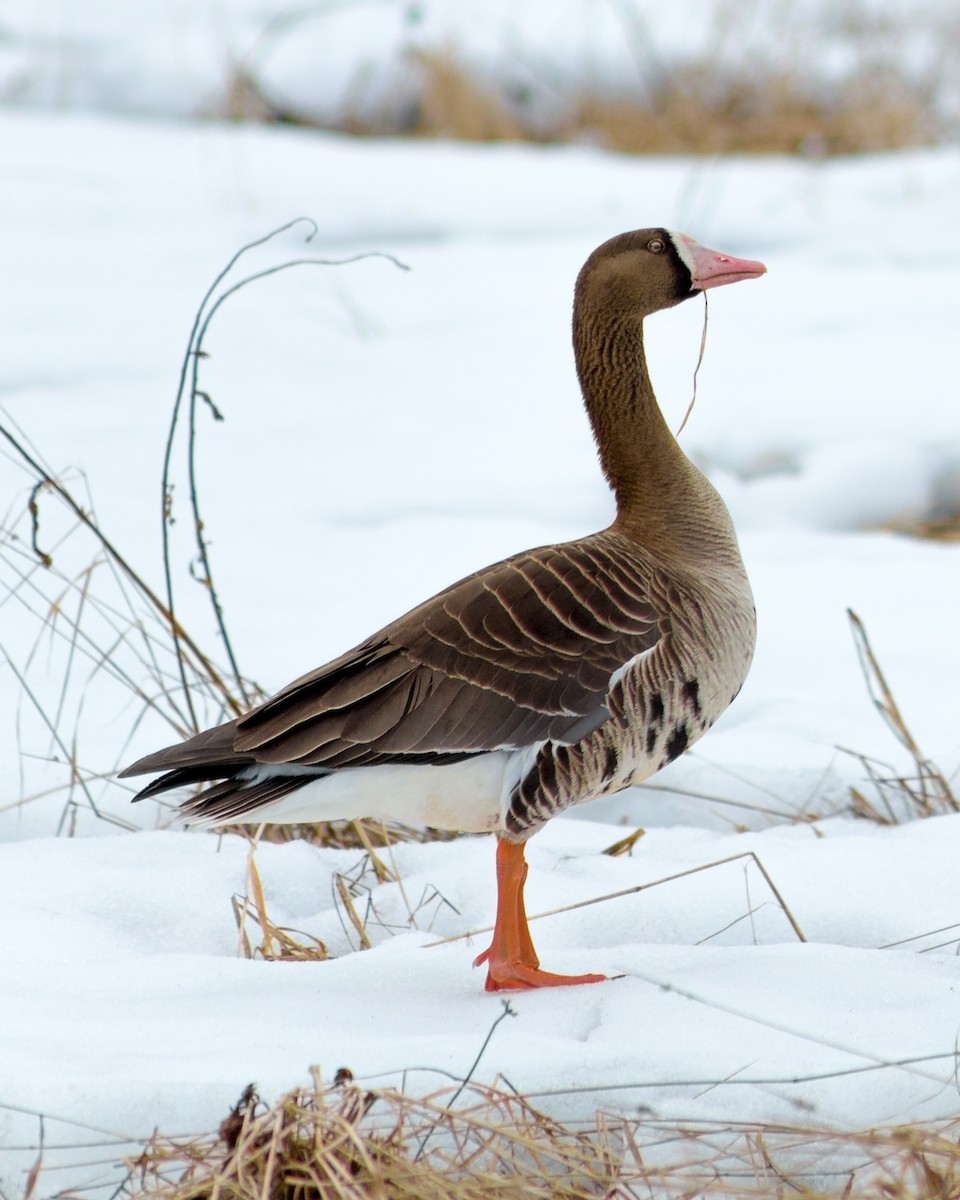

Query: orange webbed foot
476,837,606,992
475,951,606,992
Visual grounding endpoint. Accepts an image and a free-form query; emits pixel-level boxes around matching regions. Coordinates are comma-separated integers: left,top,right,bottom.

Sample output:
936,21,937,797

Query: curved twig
161,218,319,727
168,226,409,726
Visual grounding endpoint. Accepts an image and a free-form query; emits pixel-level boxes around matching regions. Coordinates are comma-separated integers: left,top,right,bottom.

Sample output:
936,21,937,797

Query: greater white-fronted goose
122,229,765,991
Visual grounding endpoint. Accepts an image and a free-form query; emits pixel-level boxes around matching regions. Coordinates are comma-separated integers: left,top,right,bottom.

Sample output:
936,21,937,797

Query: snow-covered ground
2,65,960,1200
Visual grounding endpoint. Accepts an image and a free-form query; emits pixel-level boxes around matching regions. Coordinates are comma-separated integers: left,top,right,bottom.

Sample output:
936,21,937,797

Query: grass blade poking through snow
844,609,957,823
231,827,329,962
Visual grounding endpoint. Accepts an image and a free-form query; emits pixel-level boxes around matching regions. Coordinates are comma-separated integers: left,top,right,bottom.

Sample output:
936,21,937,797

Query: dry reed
123,1077,960,1200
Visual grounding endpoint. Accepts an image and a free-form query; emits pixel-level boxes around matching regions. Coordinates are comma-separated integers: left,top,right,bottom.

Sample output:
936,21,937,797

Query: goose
122,228,765,991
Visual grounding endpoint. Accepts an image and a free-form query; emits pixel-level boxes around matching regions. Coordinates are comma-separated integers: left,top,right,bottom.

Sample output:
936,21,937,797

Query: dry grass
225,1,959,156
127,1077,620,1200
229,49,938,156
240,817,460,852
886,513,960,543
123,1077,960,1200
232,836,330,962
566,68,933,156
0,467,238,834
233,818,469,962
844,610,957,824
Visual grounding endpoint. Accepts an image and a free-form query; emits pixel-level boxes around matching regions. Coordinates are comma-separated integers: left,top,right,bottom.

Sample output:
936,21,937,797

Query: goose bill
679,234,767,291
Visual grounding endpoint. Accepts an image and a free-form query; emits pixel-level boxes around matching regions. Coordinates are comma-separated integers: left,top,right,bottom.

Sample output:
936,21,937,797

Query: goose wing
122,532,662,788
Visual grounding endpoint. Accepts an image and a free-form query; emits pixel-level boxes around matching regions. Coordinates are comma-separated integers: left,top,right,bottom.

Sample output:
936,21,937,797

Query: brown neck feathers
573,309,697,539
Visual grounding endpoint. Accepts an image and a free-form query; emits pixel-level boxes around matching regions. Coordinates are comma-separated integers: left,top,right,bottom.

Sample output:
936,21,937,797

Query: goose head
572,228,766,525
575,228,766,322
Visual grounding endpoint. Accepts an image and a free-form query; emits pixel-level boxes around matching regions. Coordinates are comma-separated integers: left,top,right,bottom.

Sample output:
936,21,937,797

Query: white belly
213,748,542,834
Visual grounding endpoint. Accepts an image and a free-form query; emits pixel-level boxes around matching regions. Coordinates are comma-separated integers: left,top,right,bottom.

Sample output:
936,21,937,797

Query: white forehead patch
668,231,697,276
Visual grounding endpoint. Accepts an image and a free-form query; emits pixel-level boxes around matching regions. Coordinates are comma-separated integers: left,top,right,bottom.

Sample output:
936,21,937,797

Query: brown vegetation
228,49,939,156
223,0,960,158
125,1077,960,1200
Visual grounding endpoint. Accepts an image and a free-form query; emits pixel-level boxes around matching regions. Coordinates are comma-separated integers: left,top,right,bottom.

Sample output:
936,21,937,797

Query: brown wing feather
233,531,661,762
121,530,663,782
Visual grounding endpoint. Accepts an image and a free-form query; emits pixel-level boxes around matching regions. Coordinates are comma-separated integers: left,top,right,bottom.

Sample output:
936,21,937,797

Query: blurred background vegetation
4,1,958,156
221,0,960,155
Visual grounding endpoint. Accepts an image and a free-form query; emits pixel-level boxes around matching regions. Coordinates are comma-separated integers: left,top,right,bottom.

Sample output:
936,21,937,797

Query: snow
2,17,960,1195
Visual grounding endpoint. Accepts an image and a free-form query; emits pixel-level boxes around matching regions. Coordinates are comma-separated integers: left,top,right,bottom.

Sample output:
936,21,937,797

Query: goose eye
647,238,665,253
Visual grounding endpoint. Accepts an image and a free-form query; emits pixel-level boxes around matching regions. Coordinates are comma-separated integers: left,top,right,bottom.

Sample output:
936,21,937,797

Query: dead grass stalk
844,610,957,823
128,1077,621,1200
232,831,329,962
125,1077,960,1200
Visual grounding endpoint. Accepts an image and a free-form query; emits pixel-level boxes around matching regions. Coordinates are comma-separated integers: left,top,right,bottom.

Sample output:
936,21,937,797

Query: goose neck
574,312,692,535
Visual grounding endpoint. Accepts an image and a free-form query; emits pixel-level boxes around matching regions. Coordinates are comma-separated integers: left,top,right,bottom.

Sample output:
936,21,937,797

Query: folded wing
121,531,663,796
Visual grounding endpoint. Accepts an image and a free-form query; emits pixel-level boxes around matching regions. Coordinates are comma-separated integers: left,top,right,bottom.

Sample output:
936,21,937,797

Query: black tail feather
129,763,252,802
179,773,314,823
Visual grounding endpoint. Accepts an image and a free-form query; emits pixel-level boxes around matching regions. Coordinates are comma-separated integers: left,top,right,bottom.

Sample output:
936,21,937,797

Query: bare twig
159,217,320,726
163,219,409,728
160,225,408,729
0,225,415,831
415,1000,516,1161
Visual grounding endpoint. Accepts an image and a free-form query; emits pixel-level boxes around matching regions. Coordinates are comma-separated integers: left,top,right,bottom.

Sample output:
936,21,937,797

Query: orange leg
473,837,607,991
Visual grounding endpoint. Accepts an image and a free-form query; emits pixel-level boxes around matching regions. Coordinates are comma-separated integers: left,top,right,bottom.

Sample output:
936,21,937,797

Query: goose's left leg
474,836,606,991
